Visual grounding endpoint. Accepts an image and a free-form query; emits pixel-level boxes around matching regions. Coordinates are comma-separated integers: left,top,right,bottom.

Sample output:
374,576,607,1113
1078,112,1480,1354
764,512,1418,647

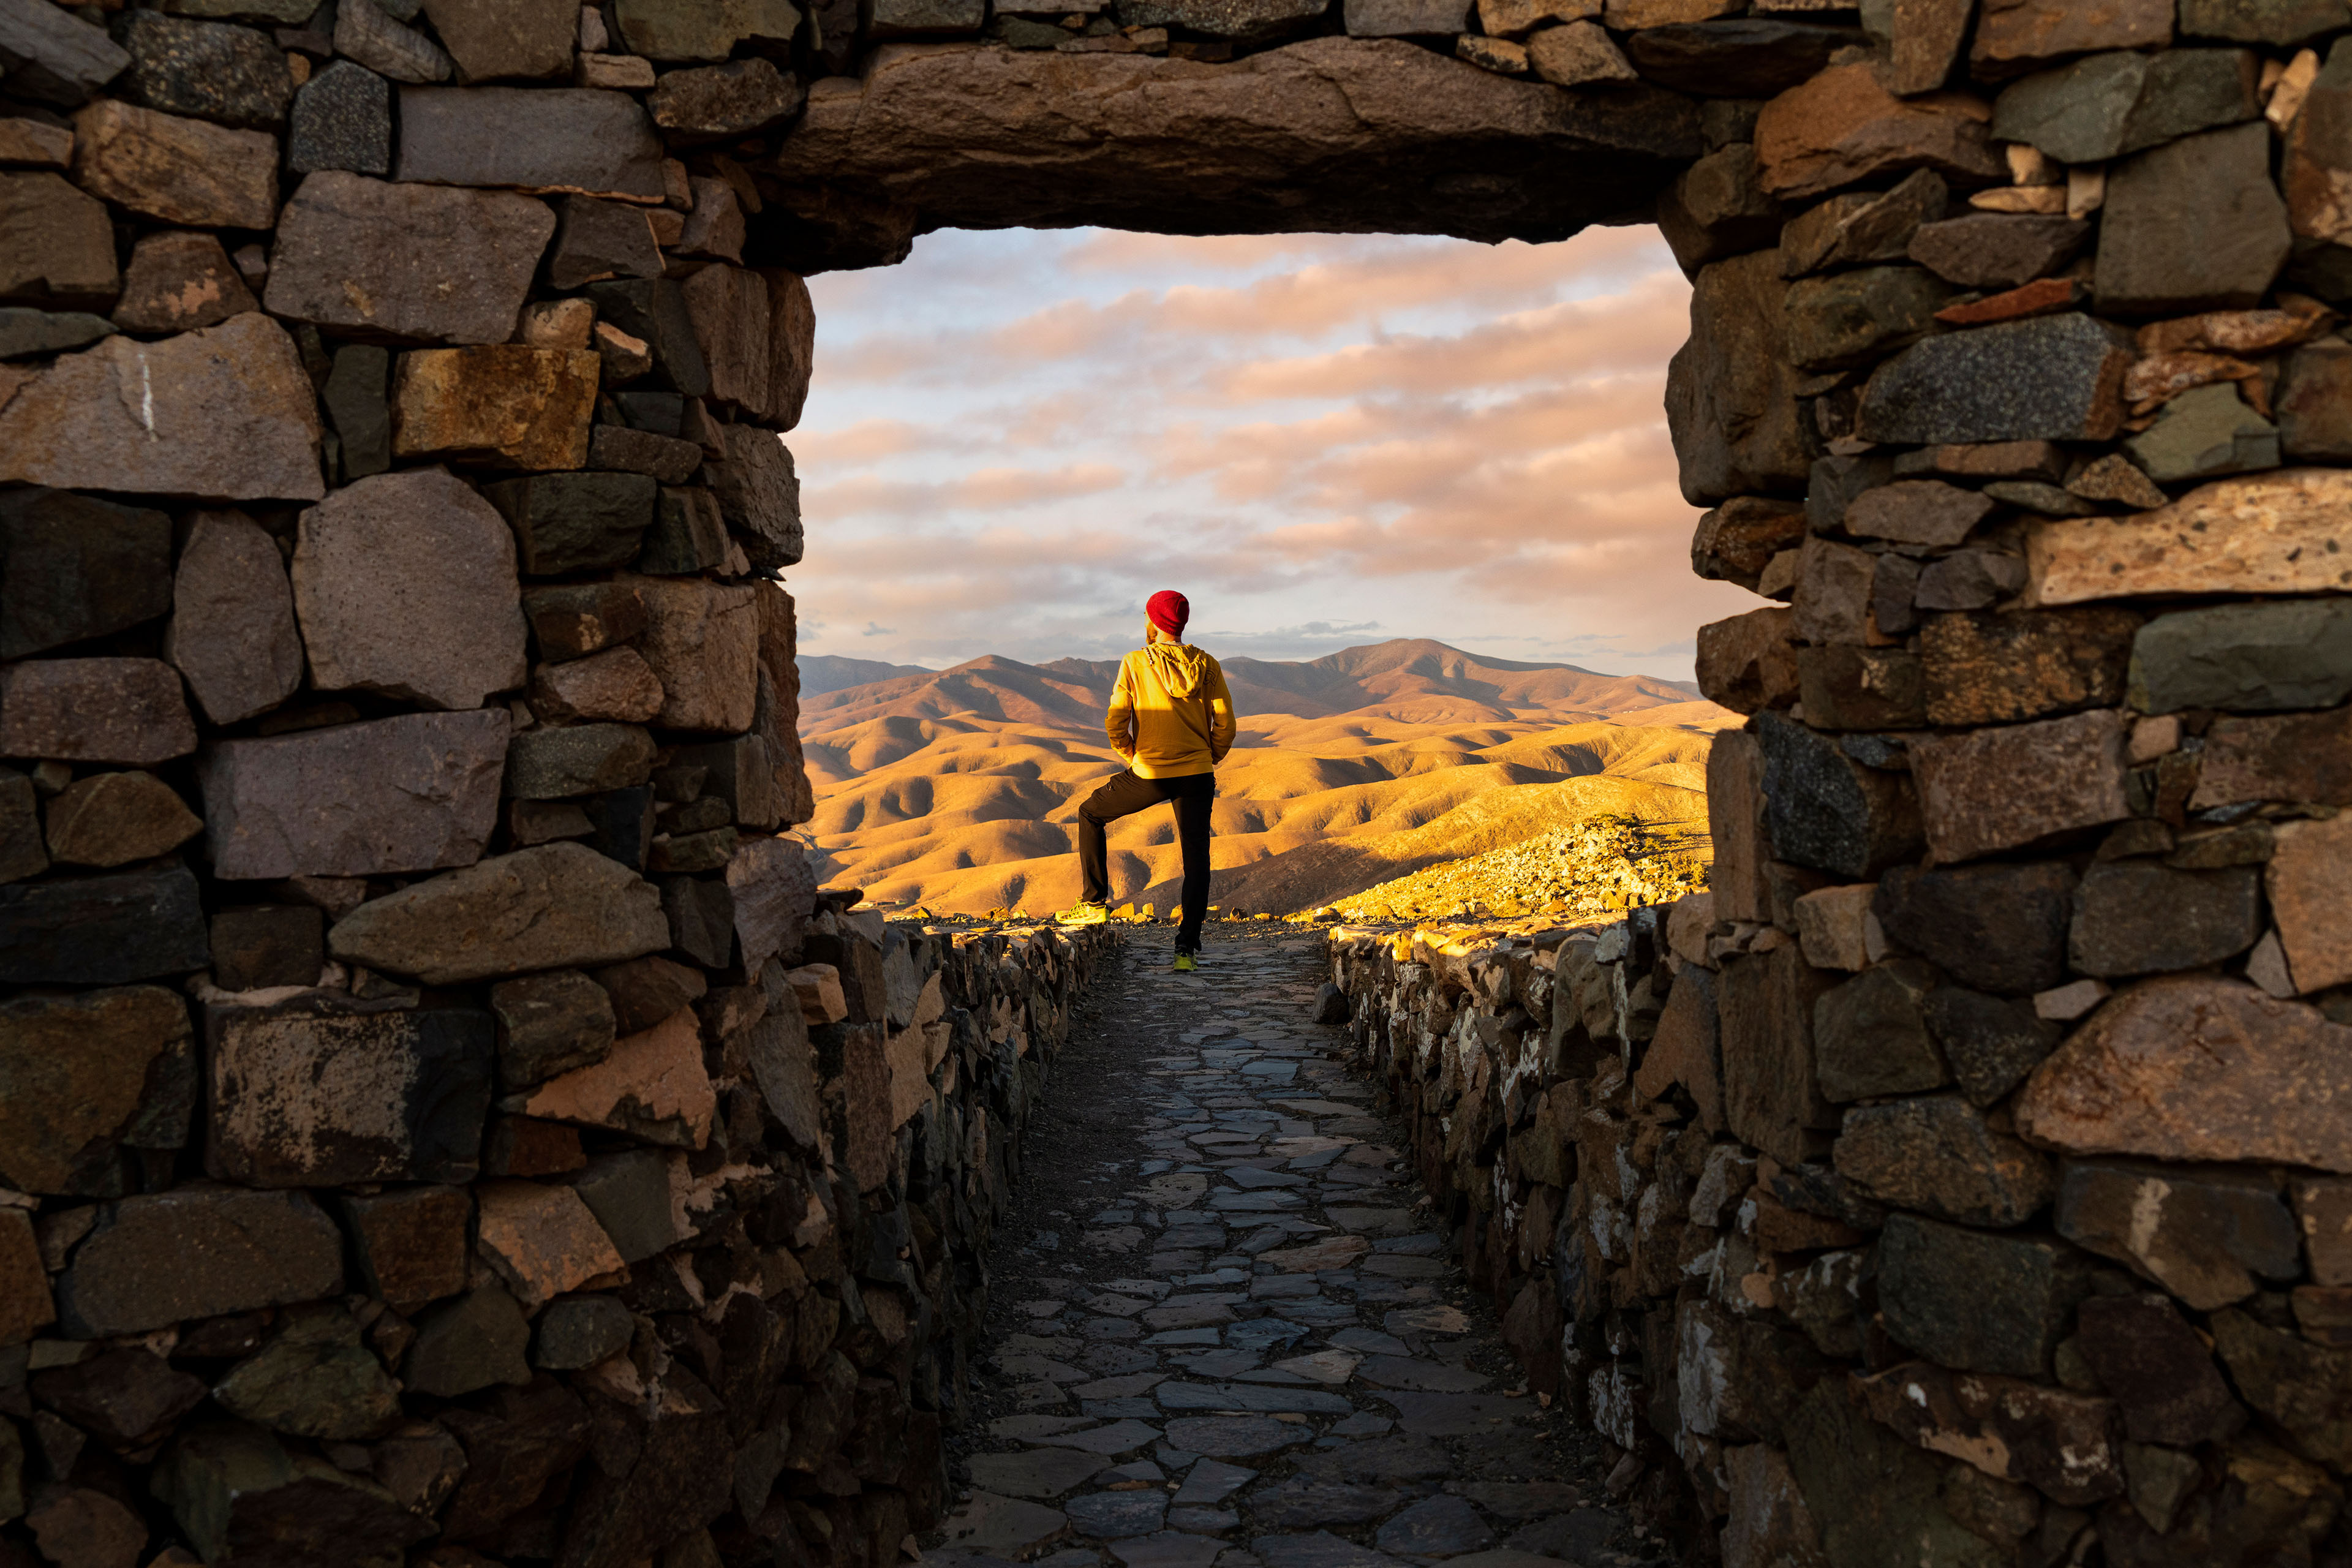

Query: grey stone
1874,861,2075,996
1834,1094,2055,1227
0,0,129,107
636,483,729,571
205,999,494,1186
2099,124,2288,317
505,724,658,801
288,61,391,175
590,276,714,399
704,423,803,570
55,1188,343,1336
2182,0,2346,42
2123,382,2278,483
1994,49,2258,166
1812,960,1948,1103
321,343,391,481
484,471,660,575
2057,1159,2298,1310
2132,599,2352,713
2279,339,2352,460
1783,265,1951,374
2069,861,2262,977
569,1147,680,1262
404,1284,533,1398
418,0,579,82
1344,0,1471,36
0,487,170,659
612,0,802,57
1920,985,2057,1106
397,85,667,202
549,195,663,290
1252,1532,1401,1568
0,657,196,766
165,508,301,726
1750,711,1923,879
157,1425,432,1566
1374,1495,1494,1558
1117,0,1323,37
292,469,527,710
491,970,616,1088
336,0,451,81
1654,143,1783,274
1623,19,1863,96
1665,249,1809,505
1913,549,2026,611
534,1293,635,1369
1251,1481,1402,1529
0,863,209,984
662,875,734,967
0,307,113,358
647,58,805,139
116,12,292,129
1068,1490,1170,1539
209,905,323,992
266,171,554,345
1163,1416,1305,1457
200,711,511,880
327,842,671,985
1857,312,2131,444
1878,1213,2093,1377
0,172,117,306
212,1303,402,1440
1907,213,2090,290
1781,1381,1994,1568
111,228,256,333
1780,168,1947,277
1841,478,1994,547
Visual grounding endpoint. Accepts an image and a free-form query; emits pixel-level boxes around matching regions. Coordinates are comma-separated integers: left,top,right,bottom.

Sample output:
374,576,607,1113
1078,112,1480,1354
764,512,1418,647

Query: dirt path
929,929,1669,1568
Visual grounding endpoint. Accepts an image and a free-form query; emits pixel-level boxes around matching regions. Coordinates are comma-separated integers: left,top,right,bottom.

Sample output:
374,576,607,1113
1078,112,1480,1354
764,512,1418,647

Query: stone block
396,84,666,200
530,648,665,726
291,469,526,710
0,986,189,1196
0,488,170,660
212,1302,402,1441
43,769,200,867
631,576,760,734
266,171,554,345
673,735,782,832
586,783,657,870
1854,1362,2121,1507
111,228,255,333
486,1114,586,1177
1874,860,2075,995
0,306,111,356
1523,20,1635,85
1692,496,1804,589
2125,382,2278,483
157,1426,433,1564
1858,312,2131,445
1790,882,1874,971
1839,479,1992,547
1783,266,1950,373
535,1292,634,1369
2182,0,2343,41
570,1147,682,1262
200,711,510,880
1624,18,1860,97
1878,1213,2092,1376
1993,48,2258,166
516,1006,714,1148
636,484,729,573
2270,815,2352,994
2097,124,2286,318
705,422,805,570
1,658,197,769
675,175,745,262
549,194,661,291
288,59,391,175
475,1178,625,1309
524,581,650,660
1921,984,2057,1106
0,171,116,306
1716,940,1836,1167
393,345,600,470
2286,39,2352,248
650,57,804,141
418,0,579,81
1753,62,2001,201
54,1188,342,1336
0,766,40,885
1694,607,1798,715
584,276,711,397
1812,960,1948,1103
337,0,453,81
1908,707,2129,864
1664,249,1809,505
488,472,660,578
2278,339,2352,461
1656,143,1782,273
1751,712,1923,879
728,835,813,971
489,969,616,1088
0,1204,50,1344
2297,1177,2352,1287
505,723,657,801
2028,467,2352,604
612,0,801,57
1906,212,2089,292
2074,1292,2241,1445
2068,861,2261,977
69,97,275,227
0,862,208,984
0,0,127,107
2142,599,2352,717
115,11,292,129
2056,1158,2296,1310
1780,170,1944,279
591,952,707,1035
209,905,323,992
2016,976,2352,1171
662,873,735,967
1796,644,1924,731
0,311,323,502
1971,0,2171,75
1345,0,1470,31
2193,705,2352,810
329,842,670,984
404,1283,532,1398
594,426,703,486
1917,606,2139,728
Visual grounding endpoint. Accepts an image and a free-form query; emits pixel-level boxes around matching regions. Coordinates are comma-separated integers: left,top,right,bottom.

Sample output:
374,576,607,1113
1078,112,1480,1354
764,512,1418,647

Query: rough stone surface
43,769,202,867
0,658,196,766
633,577,760,734
0,0,129,107
1875,861,2076,996
2190,706,2352,810
1920,607,2140,726
1907,213,2089,291
1857,313,2132,445
0,986,189,1195
0,487,170,660
1877,1213,2090,1377
266,172,555,345
517,1007,714,1149
549,194,662,290
0,171,117,306
0,863,208,984
200,712,511,880
531,647,666,724
2017,977,2352,1172
2068,861,2261,977
1750,712,1923,878
1695,607,1798,714
505,723,658,799
2056,1158,2297,1310
1971,0,2172,75
115,12,292,130
2285,38,2352,247
2124,382,2278,484
0,311,324,502
288,60,391,175
1993,48,2258,166
54,1188,343,1336
209,904,323,991
1812,960,1947,1104
649,58,805,139
328,842,672,985
2097,124,2286,317
111,228,256,333
474,1178,625,1308
1907,707,2130,864
396,85,668,200
524,581,650,660
704,423,804,569
1752,62,2001,202
404,1284,532,1398
2075,1292,2242,1445
2027,468,2352,604
418,0,579,81
488,472,660,576
1665,249,1808,505
336,0,454,81
163,510,303,726
392,345,600,470
1923,984,2057,1106
70,98,276,227
2269,815,2352,995
1717,940,1836,1166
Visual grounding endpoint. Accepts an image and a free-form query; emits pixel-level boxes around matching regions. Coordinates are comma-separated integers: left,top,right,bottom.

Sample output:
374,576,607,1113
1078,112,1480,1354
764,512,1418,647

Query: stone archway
1,0,2348,1562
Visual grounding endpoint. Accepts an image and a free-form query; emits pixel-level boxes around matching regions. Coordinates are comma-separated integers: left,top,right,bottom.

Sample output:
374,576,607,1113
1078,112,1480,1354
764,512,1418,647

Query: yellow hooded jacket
1106,641,1237,779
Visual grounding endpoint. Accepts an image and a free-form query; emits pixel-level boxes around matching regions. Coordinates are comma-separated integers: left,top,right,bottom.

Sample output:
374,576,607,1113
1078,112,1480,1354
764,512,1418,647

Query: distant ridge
798,654,936,696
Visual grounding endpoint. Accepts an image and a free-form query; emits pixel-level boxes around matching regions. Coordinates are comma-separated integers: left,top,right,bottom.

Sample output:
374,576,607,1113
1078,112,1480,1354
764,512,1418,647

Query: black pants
1077,769,1214,949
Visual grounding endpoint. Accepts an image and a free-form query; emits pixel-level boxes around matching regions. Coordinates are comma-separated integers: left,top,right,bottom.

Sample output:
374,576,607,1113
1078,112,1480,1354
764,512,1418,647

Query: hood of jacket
1140,641,1212,699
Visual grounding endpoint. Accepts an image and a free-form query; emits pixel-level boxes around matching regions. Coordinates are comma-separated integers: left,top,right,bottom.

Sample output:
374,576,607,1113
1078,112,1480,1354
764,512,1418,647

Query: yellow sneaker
1057,902,1110,928
1172,951,1198,973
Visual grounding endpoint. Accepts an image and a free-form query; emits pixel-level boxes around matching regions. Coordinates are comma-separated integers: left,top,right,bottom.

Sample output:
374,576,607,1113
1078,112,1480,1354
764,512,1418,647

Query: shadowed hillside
797,638,1735,915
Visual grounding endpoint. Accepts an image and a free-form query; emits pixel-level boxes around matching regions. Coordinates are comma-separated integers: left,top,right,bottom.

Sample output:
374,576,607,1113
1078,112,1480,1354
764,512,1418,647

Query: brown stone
198,712,511,881
1717,940,1836,1166
1888,0,1970,94
292,468,529,710
392,345,599,470
327,842,671,985
342,1185,471,1307
1908,707,2129,864
1664,249,1809,505
110,228,255,333
0,1207,51,1344
1907,213,2089,292
26,1488,147,1567
592,953,706,1036
1753,64,2000,202
703,421,804,570
0,986,189,1196
395,85,668,201
1692,496,1805,589
1833,1093,2054,1228
1695,607,1799,715
524,581,649,662
164,510,303,725
474,1179,626,1308
418,0,579,81
264,171,556,345
1792,535,1877,645
2265,815,2352,994
2282,30,2352,248
516,1006,714,1149
1721,1442,1826,1568
649,57,805,140
1853,1363,2121,1507
1971,0,2171,77
2027,467,2352,605
0,170,117,306
2018,977,2352,1171
530,647,665,724
0,658,196,766
0,118,74,168
1795,644,1924,731
2299,1177,2352,1287
1918,607,2141,726
43,770,200,867
2056,1158,2296,1310
1706,729,1770,923
1839,480,1992,548
2208,1310,2352,1470
54,1188,344,1336
0,311,324,502
2191,706,2352,810
631,576,760,734
2074,1292,2242,1446
69,98,276,227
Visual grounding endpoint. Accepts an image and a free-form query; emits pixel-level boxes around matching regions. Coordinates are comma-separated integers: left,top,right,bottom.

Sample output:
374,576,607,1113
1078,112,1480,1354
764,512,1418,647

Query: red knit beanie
1147,590,1189,640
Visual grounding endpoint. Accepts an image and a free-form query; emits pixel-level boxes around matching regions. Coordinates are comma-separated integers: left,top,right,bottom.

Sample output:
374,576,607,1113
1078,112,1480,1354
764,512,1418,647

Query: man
1059,590,1236,971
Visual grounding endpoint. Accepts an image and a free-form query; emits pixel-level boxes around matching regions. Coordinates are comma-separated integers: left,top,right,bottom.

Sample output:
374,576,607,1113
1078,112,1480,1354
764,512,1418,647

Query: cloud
862,621,898,636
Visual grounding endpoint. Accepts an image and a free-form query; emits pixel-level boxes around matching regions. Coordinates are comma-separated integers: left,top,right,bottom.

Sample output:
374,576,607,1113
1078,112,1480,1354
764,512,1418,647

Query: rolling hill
795,638,1736,918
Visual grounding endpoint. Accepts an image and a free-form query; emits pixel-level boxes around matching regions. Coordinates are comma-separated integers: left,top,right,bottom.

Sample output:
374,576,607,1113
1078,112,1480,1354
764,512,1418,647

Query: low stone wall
1332,893,2352,1566
0,899,1111,1567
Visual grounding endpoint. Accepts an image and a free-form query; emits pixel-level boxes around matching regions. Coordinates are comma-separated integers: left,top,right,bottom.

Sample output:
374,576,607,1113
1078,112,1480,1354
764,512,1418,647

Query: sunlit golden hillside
794,639,1737,916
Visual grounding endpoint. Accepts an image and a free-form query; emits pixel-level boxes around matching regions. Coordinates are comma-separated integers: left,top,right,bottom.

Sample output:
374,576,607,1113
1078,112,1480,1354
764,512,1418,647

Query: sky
783,224,1764,684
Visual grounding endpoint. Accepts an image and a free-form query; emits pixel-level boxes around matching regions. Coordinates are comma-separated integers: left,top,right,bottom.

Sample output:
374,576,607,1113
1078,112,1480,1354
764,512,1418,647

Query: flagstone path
929,930,1670,1568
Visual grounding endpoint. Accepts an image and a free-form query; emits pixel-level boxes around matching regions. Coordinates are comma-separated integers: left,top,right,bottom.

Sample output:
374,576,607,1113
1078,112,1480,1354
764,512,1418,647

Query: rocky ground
1331,818,1707,927
926,929,1665,1568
